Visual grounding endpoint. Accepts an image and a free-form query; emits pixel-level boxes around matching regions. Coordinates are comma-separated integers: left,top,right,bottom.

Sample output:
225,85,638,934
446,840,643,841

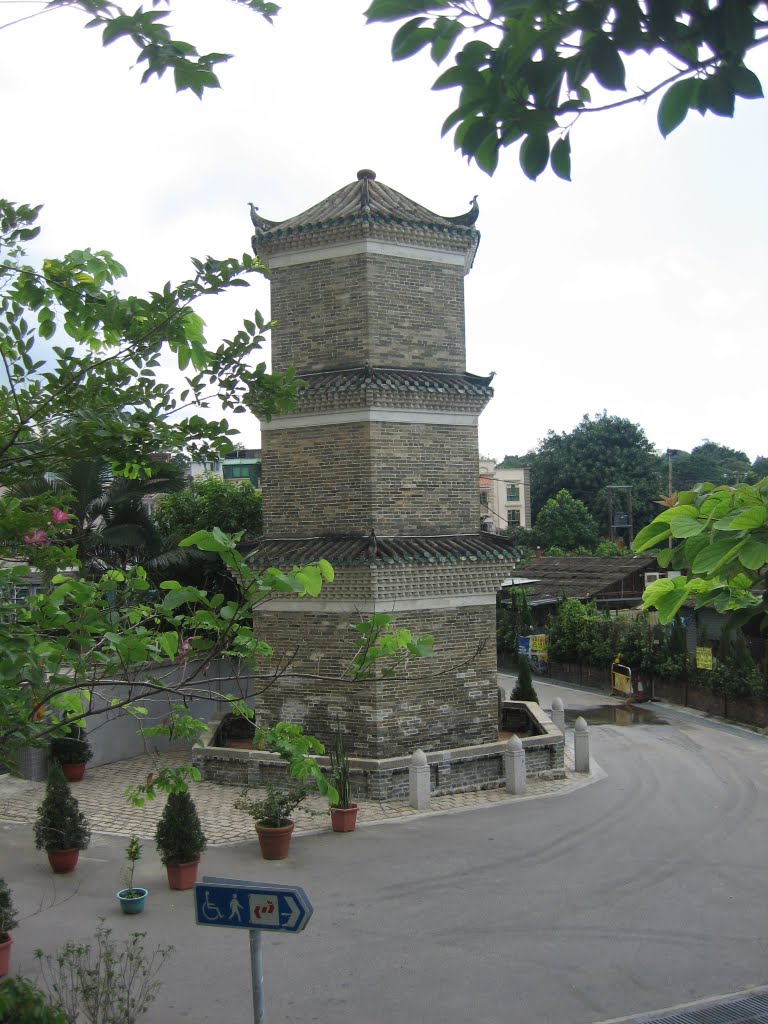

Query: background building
189,448,262,488
479,459,531,532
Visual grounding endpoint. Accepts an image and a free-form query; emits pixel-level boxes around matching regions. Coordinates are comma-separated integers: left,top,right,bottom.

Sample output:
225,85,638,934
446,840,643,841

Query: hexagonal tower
248,170,516,795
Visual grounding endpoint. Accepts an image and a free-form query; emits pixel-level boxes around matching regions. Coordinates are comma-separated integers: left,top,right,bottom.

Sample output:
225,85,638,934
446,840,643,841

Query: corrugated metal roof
245,533,519,568
502,556,657,604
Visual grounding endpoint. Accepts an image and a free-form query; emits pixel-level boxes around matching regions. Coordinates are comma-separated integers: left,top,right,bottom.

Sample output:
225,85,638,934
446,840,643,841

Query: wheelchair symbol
201,890,224,921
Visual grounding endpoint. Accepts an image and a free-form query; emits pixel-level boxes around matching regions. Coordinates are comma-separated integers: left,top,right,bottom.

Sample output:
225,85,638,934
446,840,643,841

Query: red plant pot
330,804,359,833
0,933,12,979
61,762,86,782
47,848,80,874
255,822,295,860
165,859,200,890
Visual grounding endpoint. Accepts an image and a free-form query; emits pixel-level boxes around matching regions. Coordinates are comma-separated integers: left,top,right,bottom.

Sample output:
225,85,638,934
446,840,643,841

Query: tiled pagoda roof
245,533,519,568
297,366,495,400
250,169,479,245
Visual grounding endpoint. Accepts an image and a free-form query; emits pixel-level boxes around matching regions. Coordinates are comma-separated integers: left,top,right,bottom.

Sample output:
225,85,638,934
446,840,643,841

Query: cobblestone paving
0,740,585,845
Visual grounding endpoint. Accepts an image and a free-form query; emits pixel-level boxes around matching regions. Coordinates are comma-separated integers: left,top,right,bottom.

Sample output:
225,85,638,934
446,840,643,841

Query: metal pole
250,929,265,1024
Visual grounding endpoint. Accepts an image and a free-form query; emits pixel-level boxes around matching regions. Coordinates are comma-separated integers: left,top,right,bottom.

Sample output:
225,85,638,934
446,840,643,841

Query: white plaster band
266,239,467,269
254,594,496,613
260,408,479,430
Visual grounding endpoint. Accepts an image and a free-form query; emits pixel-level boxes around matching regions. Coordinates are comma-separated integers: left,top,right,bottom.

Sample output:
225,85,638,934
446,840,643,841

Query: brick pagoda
247,170,518,796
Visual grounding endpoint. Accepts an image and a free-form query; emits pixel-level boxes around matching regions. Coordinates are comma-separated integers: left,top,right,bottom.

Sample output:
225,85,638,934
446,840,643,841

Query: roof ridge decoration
249,169,481,264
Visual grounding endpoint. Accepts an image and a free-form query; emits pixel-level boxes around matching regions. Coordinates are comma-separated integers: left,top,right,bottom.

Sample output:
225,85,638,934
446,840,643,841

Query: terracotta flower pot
61,762,86,782
47,847,80,874
0,933,12,979
255,822,294,860
165,859,200,890
330,804,359,833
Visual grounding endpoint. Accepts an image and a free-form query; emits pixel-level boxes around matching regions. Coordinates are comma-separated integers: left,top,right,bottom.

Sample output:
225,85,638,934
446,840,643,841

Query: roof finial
443,195,479,227
357,169,376,180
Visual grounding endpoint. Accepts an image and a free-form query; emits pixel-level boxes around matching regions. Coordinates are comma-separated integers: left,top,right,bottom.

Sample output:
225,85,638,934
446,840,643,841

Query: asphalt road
4,685,768,1024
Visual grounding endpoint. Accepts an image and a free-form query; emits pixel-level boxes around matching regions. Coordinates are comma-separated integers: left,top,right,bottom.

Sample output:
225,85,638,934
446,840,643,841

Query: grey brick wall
262,420,480,535
251,601,500,758
269,254,467,375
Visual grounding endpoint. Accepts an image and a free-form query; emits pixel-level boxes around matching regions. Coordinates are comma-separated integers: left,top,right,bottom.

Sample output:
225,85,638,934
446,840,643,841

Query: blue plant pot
117,888,148,914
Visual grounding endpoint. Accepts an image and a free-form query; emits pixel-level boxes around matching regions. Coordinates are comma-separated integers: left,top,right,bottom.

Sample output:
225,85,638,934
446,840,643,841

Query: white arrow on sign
282,895,300,929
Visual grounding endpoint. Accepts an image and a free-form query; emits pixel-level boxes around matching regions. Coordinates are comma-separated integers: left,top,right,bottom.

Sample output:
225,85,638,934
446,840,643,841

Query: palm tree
12,460,188,576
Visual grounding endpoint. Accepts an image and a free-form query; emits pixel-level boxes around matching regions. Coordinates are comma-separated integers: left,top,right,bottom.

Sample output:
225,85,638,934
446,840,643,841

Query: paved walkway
0,718,596,844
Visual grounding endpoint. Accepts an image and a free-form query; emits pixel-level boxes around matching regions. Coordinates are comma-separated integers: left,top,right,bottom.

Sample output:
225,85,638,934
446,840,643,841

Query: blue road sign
194,877,313,934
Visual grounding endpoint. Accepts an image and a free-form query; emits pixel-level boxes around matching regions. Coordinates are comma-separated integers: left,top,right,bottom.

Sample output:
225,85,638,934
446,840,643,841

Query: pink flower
51,508,69,523
178,637,192,662
23,530,49,546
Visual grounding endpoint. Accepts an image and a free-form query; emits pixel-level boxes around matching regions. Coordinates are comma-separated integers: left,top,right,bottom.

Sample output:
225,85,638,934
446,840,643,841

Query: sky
2,0,766,464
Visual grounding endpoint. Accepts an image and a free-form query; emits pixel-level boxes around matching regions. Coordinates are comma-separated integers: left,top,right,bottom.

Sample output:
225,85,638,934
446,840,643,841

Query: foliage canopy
365,0,767,178
633,478,768,628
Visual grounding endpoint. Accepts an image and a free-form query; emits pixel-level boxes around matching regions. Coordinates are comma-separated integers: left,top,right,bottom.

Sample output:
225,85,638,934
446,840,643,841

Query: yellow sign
530,634,547,653
611,665,633,696
695,647,713,670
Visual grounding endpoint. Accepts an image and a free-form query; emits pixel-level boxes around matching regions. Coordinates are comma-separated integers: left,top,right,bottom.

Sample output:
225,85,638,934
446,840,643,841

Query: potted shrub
33,760,91,873
0,877,19,978
116,835,148,914
328,726,358,833
155,791,207,890
50,726,93,782
234,784,309,860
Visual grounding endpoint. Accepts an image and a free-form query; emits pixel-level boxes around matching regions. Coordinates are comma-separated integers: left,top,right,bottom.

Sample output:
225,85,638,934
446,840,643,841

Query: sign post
195,876,313,1023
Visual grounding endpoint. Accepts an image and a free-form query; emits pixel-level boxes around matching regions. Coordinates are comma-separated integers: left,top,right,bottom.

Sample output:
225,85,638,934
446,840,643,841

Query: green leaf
702,73,736,117
739,539,768,571
657,505,700,523
180,529,228,552
669,516,705,538
474,132,499,175
589,33,625,91
729,65,763,99
729,506,767,530
655,586,691,624
391,18,433,61
366,0,450,23
632,519,670,552
657,78,696,137
519,133,550,181
431,17,463,64
317,559,335,582
691,537,747,575
433,64,486,92
550,136,571,181
158,632,179,659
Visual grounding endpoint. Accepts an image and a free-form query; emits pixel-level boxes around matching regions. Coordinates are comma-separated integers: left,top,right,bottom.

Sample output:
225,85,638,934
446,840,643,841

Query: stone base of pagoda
194,731,565,801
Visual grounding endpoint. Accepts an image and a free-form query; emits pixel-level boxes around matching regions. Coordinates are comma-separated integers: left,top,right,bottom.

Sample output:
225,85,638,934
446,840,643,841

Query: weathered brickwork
195,738,566,798
270,254,467,374
251,562,512,607
251,602,499,757
262,420,479,536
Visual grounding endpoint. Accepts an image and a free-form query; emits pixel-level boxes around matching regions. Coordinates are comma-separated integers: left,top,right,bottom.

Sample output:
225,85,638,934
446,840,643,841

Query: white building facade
479,459,531,533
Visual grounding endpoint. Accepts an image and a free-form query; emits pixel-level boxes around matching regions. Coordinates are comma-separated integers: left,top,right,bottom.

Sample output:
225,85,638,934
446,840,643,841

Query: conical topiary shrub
33,761,91,873
155,791,207,889
511,656,539,704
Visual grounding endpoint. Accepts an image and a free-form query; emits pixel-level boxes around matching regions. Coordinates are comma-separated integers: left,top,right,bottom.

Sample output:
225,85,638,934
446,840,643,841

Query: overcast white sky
2,0,766,463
